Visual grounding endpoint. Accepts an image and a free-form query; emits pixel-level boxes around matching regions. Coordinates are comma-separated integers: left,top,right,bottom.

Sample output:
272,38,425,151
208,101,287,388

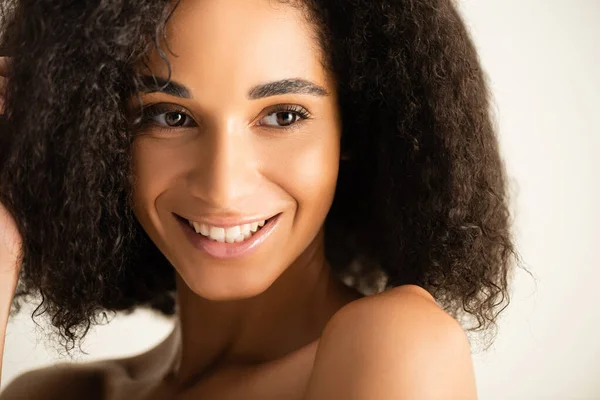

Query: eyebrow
247,78,329,99
137,76,330,100
138,75,192,98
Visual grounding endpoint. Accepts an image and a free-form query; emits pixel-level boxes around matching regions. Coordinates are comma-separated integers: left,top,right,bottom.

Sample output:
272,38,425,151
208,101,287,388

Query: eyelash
132,103,312,133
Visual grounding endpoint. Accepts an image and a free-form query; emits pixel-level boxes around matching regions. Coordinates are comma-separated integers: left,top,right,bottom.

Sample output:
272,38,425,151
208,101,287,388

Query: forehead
142,0,331,101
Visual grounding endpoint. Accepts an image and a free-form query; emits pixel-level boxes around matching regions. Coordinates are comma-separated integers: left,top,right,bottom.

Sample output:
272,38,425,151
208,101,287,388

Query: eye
257,104,312,130
132,103,197,130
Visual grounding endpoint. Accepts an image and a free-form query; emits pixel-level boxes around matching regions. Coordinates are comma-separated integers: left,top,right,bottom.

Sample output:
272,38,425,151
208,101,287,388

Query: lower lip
176,213,281,260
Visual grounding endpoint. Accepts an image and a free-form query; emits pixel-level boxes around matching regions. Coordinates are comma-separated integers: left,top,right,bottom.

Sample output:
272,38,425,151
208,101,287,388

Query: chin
175,260,284,301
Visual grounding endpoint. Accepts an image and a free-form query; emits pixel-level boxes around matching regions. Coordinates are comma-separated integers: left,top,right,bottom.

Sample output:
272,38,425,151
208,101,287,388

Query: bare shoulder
304,284,477,400
321,284,464,342
0,360,121,400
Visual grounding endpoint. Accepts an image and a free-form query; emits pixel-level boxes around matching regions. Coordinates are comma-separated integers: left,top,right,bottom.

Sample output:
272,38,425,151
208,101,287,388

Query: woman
0,0,516,398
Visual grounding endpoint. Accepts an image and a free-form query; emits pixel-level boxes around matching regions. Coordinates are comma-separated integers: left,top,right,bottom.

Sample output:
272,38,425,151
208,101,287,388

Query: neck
164,228,361,388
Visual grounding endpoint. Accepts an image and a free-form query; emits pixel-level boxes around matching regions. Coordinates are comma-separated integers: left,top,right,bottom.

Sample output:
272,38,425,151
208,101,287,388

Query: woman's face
130,0,341,300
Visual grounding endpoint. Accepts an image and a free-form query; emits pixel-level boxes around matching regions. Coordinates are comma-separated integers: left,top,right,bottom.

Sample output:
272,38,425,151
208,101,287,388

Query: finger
0,57,12,77
0,76,5,114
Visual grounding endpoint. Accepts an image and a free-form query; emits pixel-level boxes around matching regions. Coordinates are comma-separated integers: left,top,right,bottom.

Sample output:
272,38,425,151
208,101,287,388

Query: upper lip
175,212,280,228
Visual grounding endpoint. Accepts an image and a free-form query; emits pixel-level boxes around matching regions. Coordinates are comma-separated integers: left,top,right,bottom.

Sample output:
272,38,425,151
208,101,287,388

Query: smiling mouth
175,214,279,244
175,212,283,260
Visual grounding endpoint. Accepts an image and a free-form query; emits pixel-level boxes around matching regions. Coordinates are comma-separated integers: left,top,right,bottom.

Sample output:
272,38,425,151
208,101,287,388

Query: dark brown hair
0,0,517,350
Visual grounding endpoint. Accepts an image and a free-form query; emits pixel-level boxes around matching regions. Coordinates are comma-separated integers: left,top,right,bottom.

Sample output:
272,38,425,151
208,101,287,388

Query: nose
186,118,260,208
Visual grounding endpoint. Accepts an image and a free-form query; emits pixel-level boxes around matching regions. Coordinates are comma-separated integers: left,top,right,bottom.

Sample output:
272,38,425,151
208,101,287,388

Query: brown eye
164,111,187,127
258,105,311,129
134,103,198,130
273,111,298,126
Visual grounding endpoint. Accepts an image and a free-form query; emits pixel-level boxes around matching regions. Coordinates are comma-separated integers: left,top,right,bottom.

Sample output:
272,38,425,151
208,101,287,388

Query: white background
2,1,600,398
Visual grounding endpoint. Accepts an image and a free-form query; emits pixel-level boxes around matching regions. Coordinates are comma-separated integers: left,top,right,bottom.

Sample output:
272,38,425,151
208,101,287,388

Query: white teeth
224,225,241,243
209,226,225,243
241,224,251,235
225,225,241,239
187,218,269,243
191,221,201,233
200,223,209,236
192,221,211,236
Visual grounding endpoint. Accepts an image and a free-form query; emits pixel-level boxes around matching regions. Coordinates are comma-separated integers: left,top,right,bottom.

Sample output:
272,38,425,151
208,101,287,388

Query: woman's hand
0,202,22,280
0,55,19,387
0,56,19,270
0,202,21,386
0,56,11,114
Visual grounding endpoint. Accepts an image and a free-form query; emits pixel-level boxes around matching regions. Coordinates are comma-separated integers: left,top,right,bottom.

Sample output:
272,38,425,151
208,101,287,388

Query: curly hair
0,0,517,350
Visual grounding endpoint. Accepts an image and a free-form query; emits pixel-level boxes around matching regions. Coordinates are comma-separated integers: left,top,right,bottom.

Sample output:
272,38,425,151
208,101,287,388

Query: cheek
129,139,186,238
131,139,186,203
265,131,340,222
131,141,161,212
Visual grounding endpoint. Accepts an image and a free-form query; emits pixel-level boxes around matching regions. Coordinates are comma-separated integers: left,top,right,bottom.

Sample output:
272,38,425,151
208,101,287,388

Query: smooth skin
0,1,477,399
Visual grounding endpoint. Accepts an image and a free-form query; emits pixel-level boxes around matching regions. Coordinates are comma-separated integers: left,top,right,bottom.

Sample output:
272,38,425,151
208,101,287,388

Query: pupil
166,112,183,126
277,112,295,126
